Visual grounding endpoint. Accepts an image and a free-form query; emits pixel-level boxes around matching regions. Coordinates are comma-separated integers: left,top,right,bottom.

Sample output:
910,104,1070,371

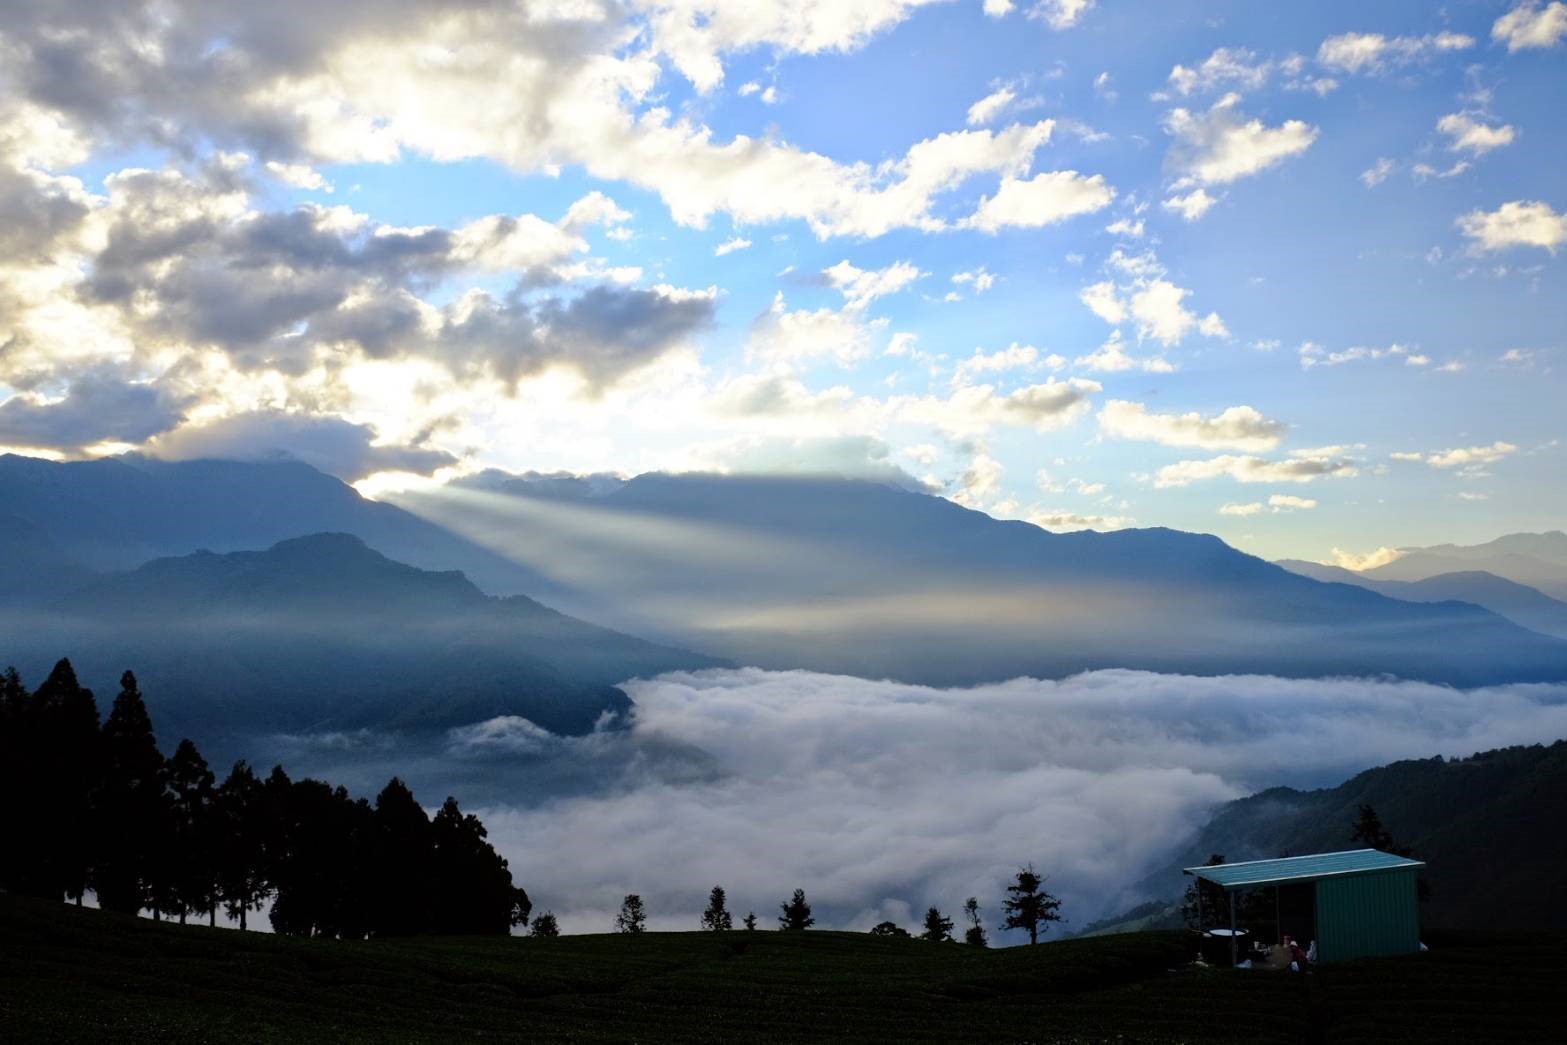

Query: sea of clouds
389,667,1567,938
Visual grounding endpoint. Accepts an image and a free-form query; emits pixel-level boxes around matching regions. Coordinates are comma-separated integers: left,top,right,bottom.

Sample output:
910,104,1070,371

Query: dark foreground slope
393,471,1567,687
2,896,1561,1044
1131,741,1567,931
1,533,722,743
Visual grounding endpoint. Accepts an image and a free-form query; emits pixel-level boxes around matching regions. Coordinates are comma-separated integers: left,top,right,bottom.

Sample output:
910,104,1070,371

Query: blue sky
1,0,1563,564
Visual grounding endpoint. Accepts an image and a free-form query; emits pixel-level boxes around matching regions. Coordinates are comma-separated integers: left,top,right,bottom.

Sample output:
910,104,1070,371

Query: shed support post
1229,891,1238,967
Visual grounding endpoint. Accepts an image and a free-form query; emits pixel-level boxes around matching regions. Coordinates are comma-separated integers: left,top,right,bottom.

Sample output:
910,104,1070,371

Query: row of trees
0,660,530,936
606,869,1064,944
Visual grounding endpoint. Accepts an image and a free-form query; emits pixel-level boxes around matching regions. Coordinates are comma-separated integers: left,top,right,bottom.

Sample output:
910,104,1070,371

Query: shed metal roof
1182,849,1424,890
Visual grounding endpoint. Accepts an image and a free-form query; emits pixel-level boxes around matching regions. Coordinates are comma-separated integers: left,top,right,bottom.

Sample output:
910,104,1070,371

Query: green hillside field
1,895,1561,1043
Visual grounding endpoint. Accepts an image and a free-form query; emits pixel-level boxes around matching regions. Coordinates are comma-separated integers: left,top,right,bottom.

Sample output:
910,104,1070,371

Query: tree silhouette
164,738,218,925
778,888,814,931
616,894,647,933
742,911,758,931
215,761,271,930
93,671,167,916
26,660,101,903
0,658,533,939
920,906,954,942
1351,804,1431,902
431,795,530,934
530,911,560,938
962,897,988,947
1180,854,1227,931
869,920,909,937
701,885,732,931
1002,865,1063,944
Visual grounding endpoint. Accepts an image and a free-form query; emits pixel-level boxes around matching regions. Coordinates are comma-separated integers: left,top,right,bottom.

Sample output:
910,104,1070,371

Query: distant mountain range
4,455,1565,696
386,469,1567,687
1365,532,1567,601
1107,740,1567,933
1276,559,1567,640
1,532,721,746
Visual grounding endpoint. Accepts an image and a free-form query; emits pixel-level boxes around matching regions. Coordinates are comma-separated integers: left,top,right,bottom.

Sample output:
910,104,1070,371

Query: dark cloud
147,409,457,481
0,370,189,448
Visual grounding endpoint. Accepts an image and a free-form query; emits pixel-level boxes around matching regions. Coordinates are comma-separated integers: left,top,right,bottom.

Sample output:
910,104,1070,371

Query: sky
1,0,1564,564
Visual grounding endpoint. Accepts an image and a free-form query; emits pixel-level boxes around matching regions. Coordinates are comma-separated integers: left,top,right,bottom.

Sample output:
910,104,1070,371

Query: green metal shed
1183,849,1424,964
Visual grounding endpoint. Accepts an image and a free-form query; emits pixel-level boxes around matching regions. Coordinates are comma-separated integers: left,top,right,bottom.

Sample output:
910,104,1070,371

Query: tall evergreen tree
26,660,101,902
215,761,271,930
370,777,435,936
92,671,167,915
1002,865,1063,944
742,911,758,931
0,667,32,892
920,906,954,943
962,897,988,947
615,894,647,933
700,885,732,931
778,889,814,931
530,911,560,938
431,795,530,934
161,739,218,924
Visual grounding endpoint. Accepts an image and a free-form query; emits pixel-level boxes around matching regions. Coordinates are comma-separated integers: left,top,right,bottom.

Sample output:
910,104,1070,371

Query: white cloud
1457,200,1567,253
264,161,333,192
951,267,996,293
823,259,924,309
714,236,752,256
1268,494,1317,511
1027,509,1134,531
983,0,1016,17
1129,279,1206,346
1492,2,1567,51
1219,502,1263,516
1437,113,1516,155
459,668,1567,934
966,86,1018,126
1099,400,1287,452
952,343,1044,385
1163,95,1319,187
747,292,887,368
1317,30,1475,75
1105,217,1145,238
1360,158,1395,187
1154,452,1357,488
1074,331,1174,374
1093,71,1117,102
963,170,1116,232
897,377,1102,436
1029,0,1096,30
1079,281,1127,325
1424,441,1519,469
1162,47,1272,98
1298,342,1434,369
1329,546,1404,571
1162,187,1218,221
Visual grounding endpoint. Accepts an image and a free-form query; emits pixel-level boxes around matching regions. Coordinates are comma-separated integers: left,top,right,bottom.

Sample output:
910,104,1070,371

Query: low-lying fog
261,668,1567,938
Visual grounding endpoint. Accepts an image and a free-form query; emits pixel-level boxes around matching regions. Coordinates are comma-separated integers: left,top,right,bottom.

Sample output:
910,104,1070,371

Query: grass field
2,895,1561,1043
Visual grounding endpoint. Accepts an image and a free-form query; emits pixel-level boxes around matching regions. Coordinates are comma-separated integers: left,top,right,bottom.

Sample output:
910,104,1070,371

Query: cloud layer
419,667,1567,936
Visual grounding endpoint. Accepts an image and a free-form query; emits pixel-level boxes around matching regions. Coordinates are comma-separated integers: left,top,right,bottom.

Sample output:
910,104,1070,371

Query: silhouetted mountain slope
1132,741,1567,931
388,471,1567,687
1277,560,1567,639
0,453,553,598
1361,532,1567,600
1,534,722,743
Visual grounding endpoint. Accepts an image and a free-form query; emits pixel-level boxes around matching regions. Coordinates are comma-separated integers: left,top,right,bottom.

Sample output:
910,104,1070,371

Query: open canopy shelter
1184,849,1425,965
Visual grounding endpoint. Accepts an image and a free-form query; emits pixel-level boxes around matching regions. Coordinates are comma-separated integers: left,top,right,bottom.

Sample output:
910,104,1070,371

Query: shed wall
1313,869,1421,962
